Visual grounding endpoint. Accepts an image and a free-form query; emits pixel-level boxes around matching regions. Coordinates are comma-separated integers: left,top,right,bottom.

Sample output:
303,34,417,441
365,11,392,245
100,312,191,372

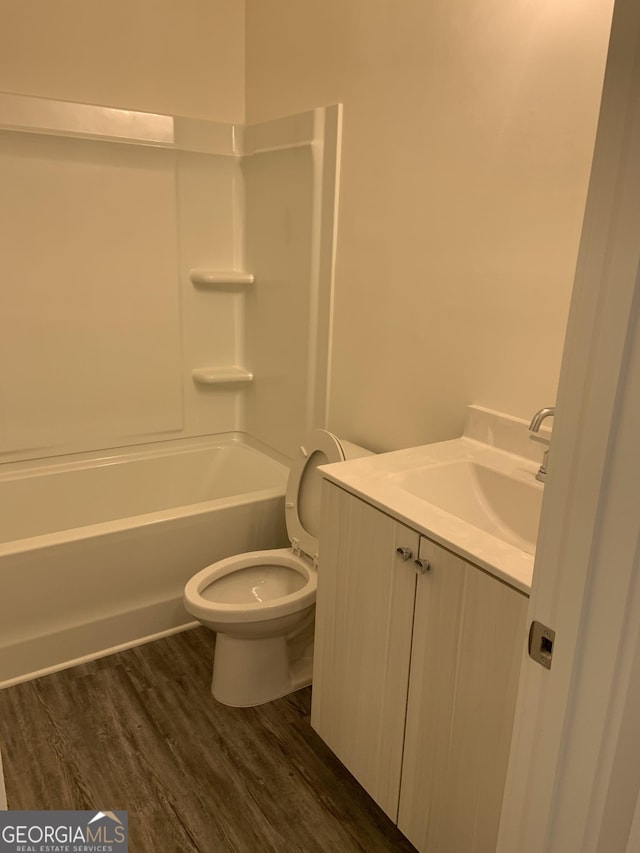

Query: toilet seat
184,431,345,624
285,430,346,564
184,548,316,625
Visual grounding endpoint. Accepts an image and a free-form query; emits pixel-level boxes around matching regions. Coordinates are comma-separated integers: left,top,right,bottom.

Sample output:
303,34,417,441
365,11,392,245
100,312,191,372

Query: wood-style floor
0,627,416,852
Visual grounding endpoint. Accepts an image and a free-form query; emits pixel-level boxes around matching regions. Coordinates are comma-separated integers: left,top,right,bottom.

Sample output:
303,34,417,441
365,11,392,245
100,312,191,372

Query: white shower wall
243,108,341,458
176,150,246,440
0,96,340,465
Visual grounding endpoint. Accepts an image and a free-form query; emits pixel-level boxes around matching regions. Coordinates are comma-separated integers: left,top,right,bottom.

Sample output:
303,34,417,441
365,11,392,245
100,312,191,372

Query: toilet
183,429,370,707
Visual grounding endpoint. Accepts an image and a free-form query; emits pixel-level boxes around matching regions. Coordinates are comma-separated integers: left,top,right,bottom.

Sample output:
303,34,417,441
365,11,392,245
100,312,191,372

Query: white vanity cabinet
311,482,528,853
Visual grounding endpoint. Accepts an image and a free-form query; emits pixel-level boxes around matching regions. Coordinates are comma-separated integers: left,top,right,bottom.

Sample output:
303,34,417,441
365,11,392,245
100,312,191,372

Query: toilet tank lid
285,430,346,563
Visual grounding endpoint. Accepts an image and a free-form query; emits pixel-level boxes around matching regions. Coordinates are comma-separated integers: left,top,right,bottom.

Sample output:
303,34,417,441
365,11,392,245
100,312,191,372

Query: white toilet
183,429,370,707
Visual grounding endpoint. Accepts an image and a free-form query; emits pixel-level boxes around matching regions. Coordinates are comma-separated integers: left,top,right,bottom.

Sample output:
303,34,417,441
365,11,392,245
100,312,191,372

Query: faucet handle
529,407,555,483
529,406,556,432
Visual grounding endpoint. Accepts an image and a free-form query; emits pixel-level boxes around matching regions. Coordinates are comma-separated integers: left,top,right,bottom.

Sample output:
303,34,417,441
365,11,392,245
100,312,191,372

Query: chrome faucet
529,407,555,483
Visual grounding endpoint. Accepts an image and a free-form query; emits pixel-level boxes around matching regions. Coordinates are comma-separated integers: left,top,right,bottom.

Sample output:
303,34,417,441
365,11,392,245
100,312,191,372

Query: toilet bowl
183,429,370,707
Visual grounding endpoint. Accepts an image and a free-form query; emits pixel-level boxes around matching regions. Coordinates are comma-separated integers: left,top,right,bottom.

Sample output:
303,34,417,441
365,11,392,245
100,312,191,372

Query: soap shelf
192,367,254,386
190,269,254,288
190,271,254,386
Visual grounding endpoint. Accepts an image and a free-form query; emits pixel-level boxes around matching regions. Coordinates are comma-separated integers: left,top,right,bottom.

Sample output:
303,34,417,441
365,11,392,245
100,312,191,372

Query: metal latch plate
528,620,555,670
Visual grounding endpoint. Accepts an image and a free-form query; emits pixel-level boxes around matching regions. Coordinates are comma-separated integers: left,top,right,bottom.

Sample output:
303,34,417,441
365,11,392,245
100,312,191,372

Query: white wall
0,0,244,122
245,0,614,451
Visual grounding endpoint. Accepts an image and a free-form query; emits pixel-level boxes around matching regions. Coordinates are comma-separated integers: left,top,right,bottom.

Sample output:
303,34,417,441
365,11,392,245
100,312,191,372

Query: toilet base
211,628,313,707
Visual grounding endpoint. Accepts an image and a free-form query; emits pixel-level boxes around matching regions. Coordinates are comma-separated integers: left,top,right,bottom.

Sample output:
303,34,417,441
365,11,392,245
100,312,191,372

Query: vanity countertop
321,413,546,595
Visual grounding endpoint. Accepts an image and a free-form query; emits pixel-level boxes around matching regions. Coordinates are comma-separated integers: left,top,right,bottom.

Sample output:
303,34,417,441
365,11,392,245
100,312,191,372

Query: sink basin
390,460,543,554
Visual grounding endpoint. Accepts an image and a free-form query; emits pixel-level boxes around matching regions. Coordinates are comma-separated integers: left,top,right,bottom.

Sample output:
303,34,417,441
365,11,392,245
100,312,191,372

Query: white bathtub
0,435,289,687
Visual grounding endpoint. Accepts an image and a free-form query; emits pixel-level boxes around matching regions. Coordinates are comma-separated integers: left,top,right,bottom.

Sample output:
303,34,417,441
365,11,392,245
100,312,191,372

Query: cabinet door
311,484,418,820
399,537,528,853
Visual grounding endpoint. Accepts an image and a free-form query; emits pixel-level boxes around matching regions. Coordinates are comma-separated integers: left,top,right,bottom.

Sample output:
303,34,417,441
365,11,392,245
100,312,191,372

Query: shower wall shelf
192,367,254,386
190,270,254,288
190,270,254,389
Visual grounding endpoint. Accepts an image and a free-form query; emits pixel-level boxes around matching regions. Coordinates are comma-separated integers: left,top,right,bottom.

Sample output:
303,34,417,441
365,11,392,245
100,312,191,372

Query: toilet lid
285,430,345,562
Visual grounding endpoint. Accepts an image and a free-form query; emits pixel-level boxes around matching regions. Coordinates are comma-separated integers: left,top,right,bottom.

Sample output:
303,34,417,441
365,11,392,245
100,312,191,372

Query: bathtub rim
0,431,290,554
0,430,291,480
0,485,288,557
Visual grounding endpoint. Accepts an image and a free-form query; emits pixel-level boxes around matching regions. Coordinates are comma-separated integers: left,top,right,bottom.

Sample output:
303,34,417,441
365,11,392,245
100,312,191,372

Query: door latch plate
528,620,555,670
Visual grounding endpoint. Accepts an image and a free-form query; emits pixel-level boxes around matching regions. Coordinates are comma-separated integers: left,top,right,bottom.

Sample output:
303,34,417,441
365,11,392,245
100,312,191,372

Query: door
497,2,640,850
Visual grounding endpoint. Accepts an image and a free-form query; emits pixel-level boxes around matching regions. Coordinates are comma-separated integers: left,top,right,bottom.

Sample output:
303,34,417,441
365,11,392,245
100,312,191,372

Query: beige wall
0,0,244,121
246,0,613,451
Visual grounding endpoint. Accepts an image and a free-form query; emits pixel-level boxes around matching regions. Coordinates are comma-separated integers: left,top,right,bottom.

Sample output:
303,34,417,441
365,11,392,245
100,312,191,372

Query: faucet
529,407,555,483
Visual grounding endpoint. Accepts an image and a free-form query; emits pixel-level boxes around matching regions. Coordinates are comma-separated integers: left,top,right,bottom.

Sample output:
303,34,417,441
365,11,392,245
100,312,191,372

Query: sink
318,410,545,590
390,460,543,554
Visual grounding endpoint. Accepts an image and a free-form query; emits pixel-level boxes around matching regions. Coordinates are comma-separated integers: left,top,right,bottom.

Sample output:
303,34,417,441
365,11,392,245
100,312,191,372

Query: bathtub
0,435,289,687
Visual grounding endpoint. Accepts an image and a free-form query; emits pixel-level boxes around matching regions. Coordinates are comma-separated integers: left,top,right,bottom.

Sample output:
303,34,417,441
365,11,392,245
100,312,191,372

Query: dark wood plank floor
0,627,416,852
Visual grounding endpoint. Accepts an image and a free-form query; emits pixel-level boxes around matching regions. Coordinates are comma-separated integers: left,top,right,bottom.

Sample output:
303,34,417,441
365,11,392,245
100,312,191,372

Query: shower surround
0,94,341,684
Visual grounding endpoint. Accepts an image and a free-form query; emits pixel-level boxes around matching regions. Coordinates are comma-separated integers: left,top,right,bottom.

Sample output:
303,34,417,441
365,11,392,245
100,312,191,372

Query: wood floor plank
0,628,416,852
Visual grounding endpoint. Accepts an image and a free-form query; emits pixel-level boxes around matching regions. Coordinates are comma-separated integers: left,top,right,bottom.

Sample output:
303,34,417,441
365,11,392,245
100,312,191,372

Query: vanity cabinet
311,482,528,853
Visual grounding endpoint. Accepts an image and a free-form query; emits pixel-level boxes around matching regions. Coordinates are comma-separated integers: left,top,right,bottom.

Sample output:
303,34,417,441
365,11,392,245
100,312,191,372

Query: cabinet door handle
396,546,413,561
414,558,431,574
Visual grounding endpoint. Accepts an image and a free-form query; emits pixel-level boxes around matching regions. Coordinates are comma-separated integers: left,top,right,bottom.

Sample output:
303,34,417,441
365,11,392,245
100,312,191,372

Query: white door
497,1,640,850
